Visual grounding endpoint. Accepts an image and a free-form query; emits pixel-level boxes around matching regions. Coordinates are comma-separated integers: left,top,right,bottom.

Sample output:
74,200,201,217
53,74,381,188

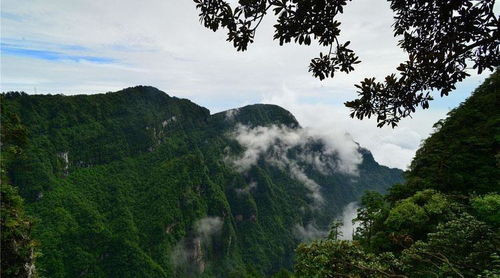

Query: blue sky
1,0,497,169
2,42,114,63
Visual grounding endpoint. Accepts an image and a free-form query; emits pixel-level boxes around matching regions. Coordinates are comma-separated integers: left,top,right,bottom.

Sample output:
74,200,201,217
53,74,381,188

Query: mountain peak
2,86,404,277
110,85,170,98
212,103,299,128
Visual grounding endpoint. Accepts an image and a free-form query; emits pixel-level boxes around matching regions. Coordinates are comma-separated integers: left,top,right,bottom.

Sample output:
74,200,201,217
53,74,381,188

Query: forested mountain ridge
1,87,402,278
295,70,500,278
401,73,499,196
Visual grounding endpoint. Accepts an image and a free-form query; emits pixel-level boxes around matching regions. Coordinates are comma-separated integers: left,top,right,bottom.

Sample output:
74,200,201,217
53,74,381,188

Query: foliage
471,193,500,227
295,240,399,278
384,190,451,238
400,213,499,277
271,269,294,278
327,220,343,240
400,69,500,197
1,87,402,277
1,101,37,278
1,183,38,278
193,0,498,126
293,70,500,277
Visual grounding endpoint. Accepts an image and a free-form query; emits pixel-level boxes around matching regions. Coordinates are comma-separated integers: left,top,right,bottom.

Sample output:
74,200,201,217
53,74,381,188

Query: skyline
2,0,498,169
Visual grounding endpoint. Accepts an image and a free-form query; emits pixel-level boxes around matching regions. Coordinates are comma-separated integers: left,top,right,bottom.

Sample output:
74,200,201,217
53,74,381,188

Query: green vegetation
1,108,37,277
4,70,497,277
1,184,37,278
294,70,500,277
1,87,402,277
194,0,498,126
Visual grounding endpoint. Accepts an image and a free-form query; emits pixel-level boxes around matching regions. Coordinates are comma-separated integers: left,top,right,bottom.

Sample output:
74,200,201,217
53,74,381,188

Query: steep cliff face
1,87,403,277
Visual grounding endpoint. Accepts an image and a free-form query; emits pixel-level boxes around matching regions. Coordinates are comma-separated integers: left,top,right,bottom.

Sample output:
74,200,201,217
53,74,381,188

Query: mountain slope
293,70,500,278
1,87,403,277
391,70,499,199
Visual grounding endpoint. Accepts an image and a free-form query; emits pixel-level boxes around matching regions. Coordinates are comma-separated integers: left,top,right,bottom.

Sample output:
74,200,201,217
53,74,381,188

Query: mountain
1,86,403,278
293,70,500,277
397,71,499,197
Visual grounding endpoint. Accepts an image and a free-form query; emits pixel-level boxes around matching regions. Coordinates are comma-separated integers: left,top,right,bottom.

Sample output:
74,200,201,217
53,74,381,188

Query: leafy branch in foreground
194,0,499,127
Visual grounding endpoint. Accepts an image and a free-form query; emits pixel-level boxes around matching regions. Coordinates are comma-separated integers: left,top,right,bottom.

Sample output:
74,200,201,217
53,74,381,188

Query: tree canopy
1,87,402,277
293,70,500,278
193,0,499,127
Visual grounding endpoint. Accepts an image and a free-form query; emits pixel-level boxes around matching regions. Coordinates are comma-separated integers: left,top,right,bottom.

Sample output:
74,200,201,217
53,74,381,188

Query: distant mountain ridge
1,86,403,277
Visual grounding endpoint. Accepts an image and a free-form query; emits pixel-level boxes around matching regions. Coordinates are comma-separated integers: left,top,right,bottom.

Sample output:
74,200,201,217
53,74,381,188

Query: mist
226,124,363,206
293,223,328,242
171,216,223,273
338,202,360,240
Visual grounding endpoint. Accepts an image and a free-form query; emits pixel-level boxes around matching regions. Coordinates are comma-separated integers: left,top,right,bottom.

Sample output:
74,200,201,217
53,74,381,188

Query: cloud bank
2,0,494,171
235,181,257,195
2,0,494,170
293,202,360,242
226,124,362,205
261,85,455,170
229,124,362,175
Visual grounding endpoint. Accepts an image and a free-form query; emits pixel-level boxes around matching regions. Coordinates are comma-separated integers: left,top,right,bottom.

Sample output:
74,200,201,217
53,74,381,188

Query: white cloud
224,108,240,121
1,0,494,169
235,182,257,195
261,85,450,170
228,124,303,172
0,0,418,100
226,124,363,205
195,217,223,241
171,216,223,272
293,223,327,242
228,124,362,175
338,202,360,240
288,163,324,205
292,202,360,242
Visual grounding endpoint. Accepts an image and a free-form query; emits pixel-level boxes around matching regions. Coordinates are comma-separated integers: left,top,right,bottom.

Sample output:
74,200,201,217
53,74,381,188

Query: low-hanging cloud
225,124,362,205
194,216,223,241
288,163,324,204
338,202,360,240
229,124,362,175
235,181,257,195
294,202,360,242
171,216,223,274
293,223,328,242
225,108,239,121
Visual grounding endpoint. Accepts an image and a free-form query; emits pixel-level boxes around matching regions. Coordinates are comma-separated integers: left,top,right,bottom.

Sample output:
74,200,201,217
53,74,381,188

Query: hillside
1,87,402,277
294,70,500,277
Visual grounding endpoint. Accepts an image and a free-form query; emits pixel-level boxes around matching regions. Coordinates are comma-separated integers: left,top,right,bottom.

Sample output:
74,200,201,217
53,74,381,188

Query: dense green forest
4,69,497,277
1,86,402,277
295,70,500,277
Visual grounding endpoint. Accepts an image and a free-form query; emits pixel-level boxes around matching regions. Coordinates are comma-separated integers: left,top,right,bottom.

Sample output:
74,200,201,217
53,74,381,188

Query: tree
295,239,402,278
1,184,37,278
193,0,499,127
327,219,343,240
291,73,500,277
383,190,451,240
472,193,500,227
354,191,389,250
400,213,500,277
1,102,37,278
